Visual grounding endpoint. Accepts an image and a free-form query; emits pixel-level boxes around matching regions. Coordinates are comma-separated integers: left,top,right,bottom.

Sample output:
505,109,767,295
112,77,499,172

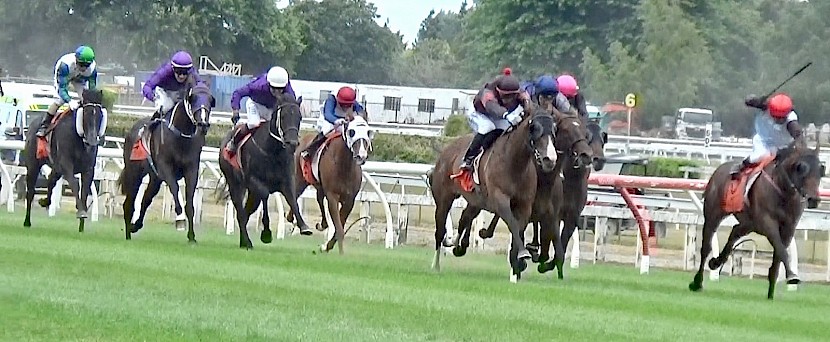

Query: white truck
660,107,722,142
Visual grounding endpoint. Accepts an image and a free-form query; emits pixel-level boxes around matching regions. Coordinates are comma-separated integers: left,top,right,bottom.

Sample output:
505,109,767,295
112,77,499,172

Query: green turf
1,212,829,342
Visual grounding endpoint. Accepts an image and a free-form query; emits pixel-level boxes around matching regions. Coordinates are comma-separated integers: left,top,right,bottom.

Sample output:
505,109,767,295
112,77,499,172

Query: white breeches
245,100,272,129
75,107,108,137
316,115,337,136
467,110,511,135
748,134,778,164
153,87,180,114
52,82,86,106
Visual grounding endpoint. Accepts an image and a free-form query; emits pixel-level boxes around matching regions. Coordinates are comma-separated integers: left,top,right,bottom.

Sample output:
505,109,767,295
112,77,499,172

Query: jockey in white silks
730,93,804,178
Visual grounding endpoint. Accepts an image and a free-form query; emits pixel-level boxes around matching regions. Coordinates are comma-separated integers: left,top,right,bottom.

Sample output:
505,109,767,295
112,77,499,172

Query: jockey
141,50,202,126
301,86,366,161
37,45,101,137
556,74,589,120
730,93,803,178
531,75,573,114
459,69,531,171
225,66,296,152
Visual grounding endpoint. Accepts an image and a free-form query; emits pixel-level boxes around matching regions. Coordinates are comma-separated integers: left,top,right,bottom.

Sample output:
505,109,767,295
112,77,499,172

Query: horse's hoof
315,223,326,232
787,277,801,285
688,282,703,292
517,249,532,261
299,225,313,236
515,258,528,274
130,222,143,233
239,243,253,250
707,258,721,270
23,220,31,228
452,246,467,257
76,210,88,219
188,239,198,245
38,198,50,208
478,229,492,239
537,262,550,274
260,230,273,244
528,249,540,263
320,243,331,253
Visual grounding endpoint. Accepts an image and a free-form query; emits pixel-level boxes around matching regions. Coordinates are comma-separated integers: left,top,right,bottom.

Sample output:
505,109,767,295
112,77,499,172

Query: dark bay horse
286,115,374,254
689,140,822,299
23,89,105,232
429,105,558,282
475,113,598,277
218,93,312,249
118,83,214,243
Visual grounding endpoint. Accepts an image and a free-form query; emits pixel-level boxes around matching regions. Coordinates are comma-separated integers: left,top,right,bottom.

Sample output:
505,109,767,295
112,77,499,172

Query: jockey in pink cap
556,74,588,121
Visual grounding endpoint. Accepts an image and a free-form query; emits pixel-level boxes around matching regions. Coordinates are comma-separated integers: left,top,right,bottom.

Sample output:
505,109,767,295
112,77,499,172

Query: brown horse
429,105,558,281
688,140,822,300
286,115,374,254
476,113,598,277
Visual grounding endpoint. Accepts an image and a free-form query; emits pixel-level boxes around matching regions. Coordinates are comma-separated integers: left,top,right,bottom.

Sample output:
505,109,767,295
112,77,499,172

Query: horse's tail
212,177,231,204
115,167,127,195
426,167,434,189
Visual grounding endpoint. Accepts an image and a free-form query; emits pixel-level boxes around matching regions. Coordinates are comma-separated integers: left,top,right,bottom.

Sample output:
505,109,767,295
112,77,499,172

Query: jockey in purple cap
224,66,297,152
141,50,202,127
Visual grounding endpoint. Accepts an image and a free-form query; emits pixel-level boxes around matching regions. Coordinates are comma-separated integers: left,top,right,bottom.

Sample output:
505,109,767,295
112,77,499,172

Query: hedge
104,112,701,178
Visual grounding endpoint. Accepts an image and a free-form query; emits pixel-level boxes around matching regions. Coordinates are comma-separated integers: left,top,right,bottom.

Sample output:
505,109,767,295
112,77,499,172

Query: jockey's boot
301,132,326,161
36,113,54,137
225,126,249,152
730,158,752,179
459,133,486,171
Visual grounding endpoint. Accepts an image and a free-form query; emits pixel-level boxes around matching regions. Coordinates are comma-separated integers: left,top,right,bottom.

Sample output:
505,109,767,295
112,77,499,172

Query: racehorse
23,89,105,232
217,92,312,249
689,139,822,300
429,104,558,282
475,112,598,277
286,115,375,254
117,83,214,243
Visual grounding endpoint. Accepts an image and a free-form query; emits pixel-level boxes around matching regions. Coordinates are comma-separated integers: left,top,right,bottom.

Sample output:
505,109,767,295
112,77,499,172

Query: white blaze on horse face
357,140,368,160
545,136,557,162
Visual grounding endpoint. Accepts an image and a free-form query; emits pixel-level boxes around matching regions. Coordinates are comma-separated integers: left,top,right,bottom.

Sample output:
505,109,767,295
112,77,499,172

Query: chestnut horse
689,140,822,299
287,115,375,254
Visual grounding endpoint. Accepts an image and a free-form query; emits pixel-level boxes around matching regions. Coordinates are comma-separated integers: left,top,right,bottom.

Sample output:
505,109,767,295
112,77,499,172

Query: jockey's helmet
557,74,579,97
535,75,558,96
495,75,521,96
171,51,194,69
266,66,289,88
336,87,357,105
768,93,793,118
75,46,95,65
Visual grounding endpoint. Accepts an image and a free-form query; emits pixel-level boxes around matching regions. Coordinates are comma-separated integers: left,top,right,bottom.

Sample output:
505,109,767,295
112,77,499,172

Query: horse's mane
190,81,211,95
81,89,103,104
775,140,812,164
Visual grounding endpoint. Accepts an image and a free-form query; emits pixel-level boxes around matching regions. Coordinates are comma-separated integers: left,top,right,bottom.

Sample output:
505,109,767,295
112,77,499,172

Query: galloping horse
23,89,105,232
689,140,822,299
218,92,312,249
429,104,558,281
118,83,214,243
475,112,597,277
286,115,375,254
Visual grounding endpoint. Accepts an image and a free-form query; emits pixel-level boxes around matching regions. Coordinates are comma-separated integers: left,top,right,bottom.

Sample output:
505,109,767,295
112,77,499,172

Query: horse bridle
342,119,373,158
268,102,300,144
525,113,556,166
555,116,590,168
168,95,210,139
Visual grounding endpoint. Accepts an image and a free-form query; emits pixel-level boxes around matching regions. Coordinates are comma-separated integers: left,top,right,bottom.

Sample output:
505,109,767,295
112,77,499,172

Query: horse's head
269,92,302,148
183,83,215,133
586,121,607,171
79,89,105,147
522,105,557,172
343,115,374,165
777,138,823,208
552,111,594,170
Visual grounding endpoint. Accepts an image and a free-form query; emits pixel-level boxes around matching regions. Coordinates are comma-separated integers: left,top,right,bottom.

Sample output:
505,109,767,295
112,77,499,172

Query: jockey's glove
334,118,347,126
504,112,522,126
69,100,80,111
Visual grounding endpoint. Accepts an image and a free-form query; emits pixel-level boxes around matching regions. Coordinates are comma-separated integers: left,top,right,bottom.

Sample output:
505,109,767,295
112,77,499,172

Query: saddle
36,108,73,159
450,147,488,193
722,154,776,213
220,124,259,171
301,130,343,185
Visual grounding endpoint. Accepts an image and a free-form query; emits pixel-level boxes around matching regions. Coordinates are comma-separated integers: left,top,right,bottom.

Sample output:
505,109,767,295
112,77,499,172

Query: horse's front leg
76,166,95,232
38,169,62,208
277,179,312,235
322,193,345,254
453,205,482,257
162,172,186,232
133,175,163,233
259,196,273,244
183,166,199,244
492,190,531,282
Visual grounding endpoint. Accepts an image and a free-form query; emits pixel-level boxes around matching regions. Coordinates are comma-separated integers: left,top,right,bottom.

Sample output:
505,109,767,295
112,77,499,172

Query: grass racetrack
2,212,830,341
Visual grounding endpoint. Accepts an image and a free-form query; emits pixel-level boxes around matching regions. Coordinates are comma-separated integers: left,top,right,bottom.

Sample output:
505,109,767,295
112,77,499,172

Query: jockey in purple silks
224,66,296,152
141,50,202,128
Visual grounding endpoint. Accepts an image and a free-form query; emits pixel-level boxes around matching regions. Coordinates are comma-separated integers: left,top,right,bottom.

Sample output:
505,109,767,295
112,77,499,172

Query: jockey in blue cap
301,86,367,161
530,75,574,115
142,50,202,127
37,45,102,137
224,66,297,152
